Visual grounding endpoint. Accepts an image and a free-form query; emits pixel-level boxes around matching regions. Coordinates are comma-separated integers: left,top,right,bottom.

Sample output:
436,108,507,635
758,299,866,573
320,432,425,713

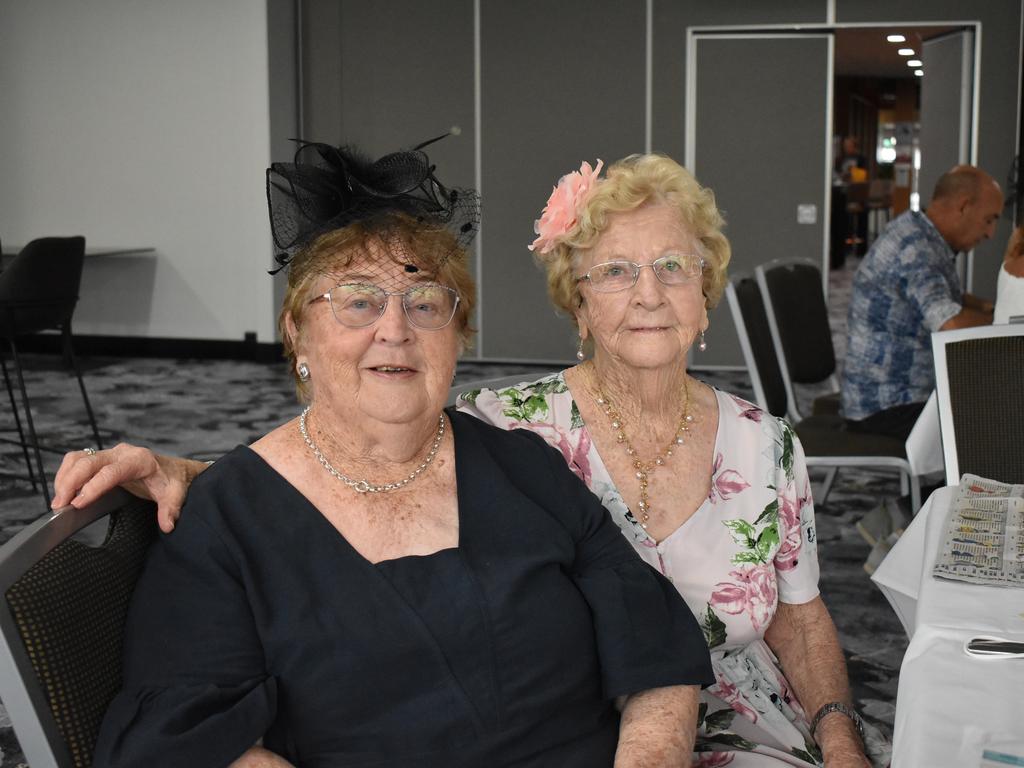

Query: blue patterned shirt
841,210,962,420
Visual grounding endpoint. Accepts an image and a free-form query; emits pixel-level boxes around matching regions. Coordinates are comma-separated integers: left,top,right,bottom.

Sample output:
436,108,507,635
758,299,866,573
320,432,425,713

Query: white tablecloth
871,486,1024,766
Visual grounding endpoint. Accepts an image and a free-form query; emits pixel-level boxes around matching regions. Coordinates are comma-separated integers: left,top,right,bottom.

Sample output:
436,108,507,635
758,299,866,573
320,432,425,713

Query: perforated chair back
0,237,86,336
932,324,1024,485
725,277,788,417
0,490,158,767
755,258,839,421
757,259,836,384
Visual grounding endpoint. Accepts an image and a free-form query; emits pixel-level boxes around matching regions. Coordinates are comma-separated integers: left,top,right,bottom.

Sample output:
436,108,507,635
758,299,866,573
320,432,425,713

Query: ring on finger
82,447,97,456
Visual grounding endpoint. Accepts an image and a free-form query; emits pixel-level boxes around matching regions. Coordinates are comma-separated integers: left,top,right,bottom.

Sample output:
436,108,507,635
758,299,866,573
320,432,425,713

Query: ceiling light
887,34,907,43
915,70,924,77
907,60,923,67
898,48,915,56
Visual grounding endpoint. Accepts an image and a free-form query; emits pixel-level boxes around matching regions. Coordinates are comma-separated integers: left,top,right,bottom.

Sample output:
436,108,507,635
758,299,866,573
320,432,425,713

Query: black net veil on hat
265,133,481,276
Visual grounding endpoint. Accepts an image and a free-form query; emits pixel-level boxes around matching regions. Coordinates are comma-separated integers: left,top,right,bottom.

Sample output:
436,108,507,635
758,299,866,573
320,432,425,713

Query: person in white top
994,225,1024,324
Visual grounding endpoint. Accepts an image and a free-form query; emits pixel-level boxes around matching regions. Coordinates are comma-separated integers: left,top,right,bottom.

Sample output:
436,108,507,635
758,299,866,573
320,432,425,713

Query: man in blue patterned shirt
841,166,1002,439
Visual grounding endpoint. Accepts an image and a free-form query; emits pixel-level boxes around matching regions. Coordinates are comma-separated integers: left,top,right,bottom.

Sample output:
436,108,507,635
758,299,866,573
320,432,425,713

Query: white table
872,486,1024,766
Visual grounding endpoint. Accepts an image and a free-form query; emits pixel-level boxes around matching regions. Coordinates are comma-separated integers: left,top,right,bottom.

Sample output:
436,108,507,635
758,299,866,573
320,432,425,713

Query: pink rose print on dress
511,420,592,486
710,565,778,632
707,452,750,504
694,752,735,767
528,160,604,254
709,674,758,723
728,393,763,423
774,495,803,572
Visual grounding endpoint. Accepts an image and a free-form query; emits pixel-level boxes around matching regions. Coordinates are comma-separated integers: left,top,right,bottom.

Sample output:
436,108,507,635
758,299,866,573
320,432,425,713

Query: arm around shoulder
51,444,210,532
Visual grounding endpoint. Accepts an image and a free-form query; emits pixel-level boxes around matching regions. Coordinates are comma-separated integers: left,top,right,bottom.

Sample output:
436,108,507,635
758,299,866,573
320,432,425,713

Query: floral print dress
458,372,827,767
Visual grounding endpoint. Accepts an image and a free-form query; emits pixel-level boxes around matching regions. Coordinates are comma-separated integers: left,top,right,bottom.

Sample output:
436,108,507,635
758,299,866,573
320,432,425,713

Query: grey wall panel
652,0,828,161
301,0,475,199
838,0,1021,299
693,36,830,367
302,0,344,143
335,0,476,192
480,0,646,361
268,0,300,330
919,32,971,206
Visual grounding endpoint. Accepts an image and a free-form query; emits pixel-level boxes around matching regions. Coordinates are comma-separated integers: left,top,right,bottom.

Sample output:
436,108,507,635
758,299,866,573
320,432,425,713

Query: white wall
0,0,277,342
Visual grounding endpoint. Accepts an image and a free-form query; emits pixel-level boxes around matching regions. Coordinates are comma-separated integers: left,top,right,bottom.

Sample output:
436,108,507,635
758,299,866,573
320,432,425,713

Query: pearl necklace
298,406,445,493
593,380,693,530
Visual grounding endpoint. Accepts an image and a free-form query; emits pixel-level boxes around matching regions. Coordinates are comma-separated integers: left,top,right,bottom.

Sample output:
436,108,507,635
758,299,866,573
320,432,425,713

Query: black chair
932,324,1024,485
0,237,102,507
0,489,159,767
754,258,841,422
726,273,926,511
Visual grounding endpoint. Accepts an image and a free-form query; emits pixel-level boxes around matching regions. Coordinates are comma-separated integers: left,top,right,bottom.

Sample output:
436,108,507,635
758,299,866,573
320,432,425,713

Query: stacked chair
0,237,103,507
931,324,1024,485
726,259,940,512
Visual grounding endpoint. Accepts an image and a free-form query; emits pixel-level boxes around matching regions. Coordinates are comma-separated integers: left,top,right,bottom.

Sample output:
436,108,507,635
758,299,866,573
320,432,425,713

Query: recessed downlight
887,34,907,43
907,60,923,67
898,48,916,56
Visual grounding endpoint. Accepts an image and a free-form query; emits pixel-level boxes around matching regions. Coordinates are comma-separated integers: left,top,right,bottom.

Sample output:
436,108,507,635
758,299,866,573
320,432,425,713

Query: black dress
94,410,713,767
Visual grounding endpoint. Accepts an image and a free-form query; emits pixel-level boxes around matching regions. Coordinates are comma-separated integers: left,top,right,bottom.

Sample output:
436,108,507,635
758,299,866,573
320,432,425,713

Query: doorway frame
684,20,982,296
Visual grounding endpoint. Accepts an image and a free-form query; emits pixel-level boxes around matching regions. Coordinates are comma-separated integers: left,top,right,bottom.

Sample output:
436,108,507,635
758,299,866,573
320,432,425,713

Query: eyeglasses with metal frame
310,282,461,330
575,254,705,293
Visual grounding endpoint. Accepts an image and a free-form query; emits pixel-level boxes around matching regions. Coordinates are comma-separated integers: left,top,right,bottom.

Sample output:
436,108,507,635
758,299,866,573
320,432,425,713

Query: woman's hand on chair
52,444,208,532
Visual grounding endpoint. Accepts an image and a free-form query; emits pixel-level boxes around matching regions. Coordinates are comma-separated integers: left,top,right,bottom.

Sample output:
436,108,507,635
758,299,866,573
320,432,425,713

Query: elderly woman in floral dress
457,155,887,768
55,153,888,767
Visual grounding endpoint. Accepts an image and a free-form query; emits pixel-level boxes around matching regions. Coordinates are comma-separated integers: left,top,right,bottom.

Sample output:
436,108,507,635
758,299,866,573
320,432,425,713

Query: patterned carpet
0,258,909,765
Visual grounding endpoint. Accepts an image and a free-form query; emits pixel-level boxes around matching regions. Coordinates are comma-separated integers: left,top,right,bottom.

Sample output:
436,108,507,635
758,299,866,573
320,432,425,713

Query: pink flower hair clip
528,159,604,254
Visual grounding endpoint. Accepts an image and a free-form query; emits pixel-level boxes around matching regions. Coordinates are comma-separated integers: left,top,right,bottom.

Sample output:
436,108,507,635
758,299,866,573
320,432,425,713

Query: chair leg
899,472,909,497
818,467,839,506
7,338,50,507
0,353,39,490
63,325,103,449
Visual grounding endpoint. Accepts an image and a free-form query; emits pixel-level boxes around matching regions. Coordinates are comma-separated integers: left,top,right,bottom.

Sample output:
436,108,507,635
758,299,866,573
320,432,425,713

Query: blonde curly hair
534,153,730,326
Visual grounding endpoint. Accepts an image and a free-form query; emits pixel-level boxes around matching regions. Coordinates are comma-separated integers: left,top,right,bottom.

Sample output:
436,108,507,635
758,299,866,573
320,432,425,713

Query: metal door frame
685,21,981,299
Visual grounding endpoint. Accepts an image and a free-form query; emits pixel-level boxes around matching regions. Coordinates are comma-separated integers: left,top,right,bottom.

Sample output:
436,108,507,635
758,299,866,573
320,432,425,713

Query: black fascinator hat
266,133,480,274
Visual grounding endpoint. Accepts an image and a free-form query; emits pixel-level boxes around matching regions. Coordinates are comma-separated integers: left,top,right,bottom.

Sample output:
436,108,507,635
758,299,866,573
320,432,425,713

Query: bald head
932,166,1000,205
927,165,1003,252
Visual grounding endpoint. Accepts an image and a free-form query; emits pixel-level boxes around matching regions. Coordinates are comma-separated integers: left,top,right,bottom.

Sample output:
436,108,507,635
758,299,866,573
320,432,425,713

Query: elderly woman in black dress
82,142,712,767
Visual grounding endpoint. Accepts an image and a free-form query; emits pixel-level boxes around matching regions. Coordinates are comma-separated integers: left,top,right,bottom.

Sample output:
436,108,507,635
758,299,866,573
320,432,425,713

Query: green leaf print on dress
700,603,727,649
492,375,567,423
724,498,781,566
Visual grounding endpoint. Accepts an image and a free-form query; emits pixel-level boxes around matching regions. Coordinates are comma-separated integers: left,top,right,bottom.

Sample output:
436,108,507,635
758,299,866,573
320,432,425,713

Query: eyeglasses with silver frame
310,282,460,330
576,254,705,293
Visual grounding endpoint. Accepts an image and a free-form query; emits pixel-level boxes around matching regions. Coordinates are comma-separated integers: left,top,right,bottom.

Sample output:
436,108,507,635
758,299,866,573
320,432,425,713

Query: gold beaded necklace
592,377,694,531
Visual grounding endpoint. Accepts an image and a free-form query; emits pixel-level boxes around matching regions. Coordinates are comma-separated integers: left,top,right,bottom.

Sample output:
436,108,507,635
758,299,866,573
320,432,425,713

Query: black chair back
761,260,836,384
732,276,789,417
0,490,159,767
0,237,86,336
945,334,1024,483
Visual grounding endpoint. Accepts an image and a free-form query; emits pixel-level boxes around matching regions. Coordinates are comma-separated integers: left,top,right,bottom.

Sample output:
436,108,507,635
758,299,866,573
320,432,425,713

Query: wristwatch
810,701,865,742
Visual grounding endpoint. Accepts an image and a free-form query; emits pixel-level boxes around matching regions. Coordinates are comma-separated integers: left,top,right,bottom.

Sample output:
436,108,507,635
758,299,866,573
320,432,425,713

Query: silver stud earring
297,362,311,381
576,336,586,361
698,330,708,352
